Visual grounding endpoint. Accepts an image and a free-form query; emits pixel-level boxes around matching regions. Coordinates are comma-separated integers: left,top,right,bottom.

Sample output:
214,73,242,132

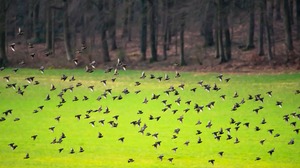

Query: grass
0,68,299,168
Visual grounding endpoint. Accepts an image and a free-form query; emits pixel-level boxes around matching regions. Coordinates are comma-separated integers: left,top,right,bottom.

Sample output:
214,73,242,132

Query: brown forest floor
5,20,300,73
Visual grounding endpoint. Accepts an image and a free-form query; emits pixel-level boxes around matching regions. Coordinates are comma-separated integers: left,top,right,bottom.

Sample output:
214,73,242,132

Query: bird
268,148,275,155
260,139,266,145
158,154,164,161
79,147,84,152
58,148,64,153
49,126,55,132
218,151,224,157
10,43,16,52
128,158,134,163
70,148,75,154
24,153,30,159
118,137,125,143
8,143,17,150
31,135,38,140
208,159,215,165
276,101,283,108
288,138,294,145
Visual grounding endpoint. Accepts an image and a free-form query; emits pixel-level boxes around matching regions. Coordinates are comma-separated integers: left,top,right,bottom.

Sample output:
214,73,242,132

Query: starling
24,153,30,159
70,148,75,154
260,139,266,145
140,71,146,79
118,137,125,143
218,151,224,157
158,154,164,161
79,147,84,152
276,101,283,108
268,148,275,155
31,135,38,140
288,138,294,145
208,159,215,165
128,158,134,163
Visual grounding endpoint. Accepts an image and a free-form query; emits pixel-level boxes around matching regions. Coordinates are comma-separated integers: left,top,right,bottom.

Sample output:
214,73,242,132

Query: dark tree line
0,0,299,67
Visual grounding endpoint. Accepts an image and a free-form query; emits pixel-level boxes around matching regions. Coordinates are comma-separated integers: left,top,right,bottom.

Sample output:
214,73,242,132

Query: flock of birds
1,28,300,166
1,61,299,166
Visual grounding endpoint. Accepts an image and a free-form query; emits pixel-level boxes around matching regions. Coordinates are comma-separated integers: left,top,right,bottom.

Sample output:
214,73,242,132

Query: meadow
0,68,299,168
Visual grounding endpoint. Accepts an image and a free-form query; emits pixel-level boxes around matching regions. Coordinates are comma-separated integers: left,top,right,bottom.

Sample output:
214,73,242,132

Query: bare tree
148,0,158,63
108,0,117,50
296,0,300,39
245,0,255,50
258,0,265,56
0,0,9,66
179,11,186,66
283,0,293,52
63,0,73,61
140,0,147,61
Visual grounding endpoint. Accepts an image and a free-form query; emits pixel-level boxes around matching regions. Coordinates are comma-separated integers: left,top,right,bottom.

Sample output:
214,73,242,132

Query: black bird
274,133,280,137
260,139,266,145
266,91,272,97
31,135,38,140
158,154,164,161
168,158,174,163
276,101,283,108
58,148,64,153
184,140,190,146
255,157,261,161
8,143,17,150
70,148,75,154
55,116,61,122
61,74,68,81
172,147,178,152
218,151,224,157
268,148,275,156
197,137,203,143
206,120,212,128
293,128,300,134
217,74,223,81
234,137,240,144
288,138,294,145
98,132,104,138
24,153,30,159
261,118,267,124
45,94,50,101
208,159,215,165
49,126,55,132
3,76,10,82
118,137,125,143
79,147,84,152
290,121,297,127
10,43,16,51
140,71,146,79
128,158,134,163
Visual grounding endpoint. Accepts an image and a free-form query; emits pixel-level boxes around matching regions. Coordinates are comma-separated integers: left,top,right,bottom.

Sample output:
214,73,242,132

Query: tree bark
180,12,186,66
265,0,273,60
121,0,129,39
162,0,169,60
246,0,255,50
258,0,265,56
33,0,41,42
202,1,214,47
46,1,53,51
140,0,147,61
148,0,158,63
224,9,231,61
0,0,8,67
296,0,300,39
290,0,294,25
63,0,73,61
275,0,281,20
108,0,117,50
283,0,294,51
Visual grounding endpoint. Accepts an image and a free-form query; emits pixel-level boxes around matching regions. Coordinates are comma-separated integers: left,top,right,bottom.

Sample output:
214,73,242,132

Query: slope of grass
0,69,299,168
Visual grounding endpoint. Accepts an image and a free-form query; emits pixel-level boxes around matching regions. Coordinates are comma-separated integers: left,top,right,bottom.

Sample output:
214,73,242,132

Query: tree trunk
258,0,265,56
202,1,214,47
63,0,73,61
180,12,186,66
0,0,7,67
275,0,281,20
33,0,41,42
246,0,255,50
148,0,158,63
140,0,147,61
296,0,300,39
122,0,129,39
283,0,294,51
108,0,117,50
127,0,135,42
46,1,53,51
265,0,273,60
99,0,110,62
224,10,231,61
162,0,168,60
290,0,294,25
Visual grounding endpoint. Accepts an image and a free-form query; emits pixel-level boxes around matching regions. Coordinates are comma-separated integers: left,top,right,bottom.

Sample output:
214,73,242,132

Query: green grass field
0,68,299,168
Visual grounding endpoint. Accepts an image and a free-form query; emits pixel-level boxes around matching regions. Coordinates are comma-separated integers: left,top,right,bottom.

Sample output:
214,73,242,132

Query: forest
0,0,299,71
